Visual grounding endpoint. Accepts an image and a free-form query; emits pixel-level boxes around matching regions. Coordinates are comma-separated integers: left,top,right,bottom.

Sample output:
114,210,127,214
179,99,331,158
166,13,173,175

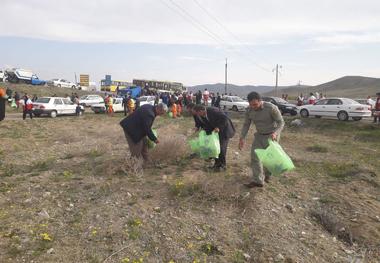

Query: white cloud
315,32,380,45
1,0,380,45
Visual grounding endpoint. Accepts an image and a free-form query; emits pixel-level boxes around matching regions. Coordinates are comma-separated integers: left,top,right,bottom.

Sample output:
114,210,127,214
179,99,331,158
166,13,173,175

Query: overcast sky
1,0,379,86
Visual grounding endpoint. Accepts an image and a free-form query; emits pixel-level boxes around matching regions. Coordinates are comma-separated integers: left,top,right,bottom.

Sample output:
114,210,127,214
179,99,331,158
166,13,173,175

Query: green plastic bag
11,99,17,108
189,138,200,153
147,129,157,149
198,130,220,159
255,140,295,175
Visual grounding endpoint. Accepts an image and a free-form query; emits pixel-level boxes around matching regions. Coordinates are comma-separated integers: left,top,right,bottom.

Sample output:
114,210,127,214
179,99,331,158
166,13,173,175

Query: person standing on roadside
215,92,221,108
203,88,210,106
22,94,33,120
120,103,168,161
122,95,129,116
14,91,20,109
107,95,114,117
0,88,7,121
373,92,380,124
239,92,284,188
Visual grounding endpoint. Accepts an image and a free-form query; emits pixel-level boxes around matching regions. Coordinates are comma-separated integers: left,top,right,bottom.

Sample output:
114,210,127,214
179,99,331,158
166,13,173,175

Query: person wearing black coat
120,103,168,161
192,104,235,171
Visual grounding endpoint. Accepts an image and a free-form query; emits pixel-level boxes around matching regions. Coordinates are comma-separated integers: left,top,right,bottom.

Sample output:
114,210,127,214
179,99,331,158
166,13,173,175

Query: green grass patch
324,163,361,179
168,180,202,197
31,158,55,172
87,149,103,158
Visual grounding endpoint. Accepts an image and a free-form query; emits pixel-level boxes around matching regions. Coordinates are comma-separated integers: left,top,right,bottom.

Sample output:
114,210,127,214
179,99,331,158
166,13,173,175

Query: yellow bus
100,80,133,92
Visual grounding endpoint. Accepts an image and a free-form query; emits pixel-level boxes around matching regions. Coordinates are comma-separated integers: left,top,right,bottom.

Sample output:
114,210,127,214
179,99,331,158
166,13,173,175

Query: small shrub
88,149,103,158
306,144,328,153
168,180,202,197
325,163,361,179
199,242,223,256
232,250,246,263
32,158,55,172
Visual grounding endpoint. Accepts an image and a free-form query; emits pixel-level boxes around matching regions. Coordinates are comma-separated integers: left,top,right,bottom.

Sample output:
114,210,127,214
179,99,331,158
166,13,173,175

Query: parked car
138,96,157,106
32,97,84,118
79,95,104,107
355,98,376,115
0,70,4,82
220,95,249,111
262,96,298,116
49,79,77,89
91,97,124,113
299,98,372,121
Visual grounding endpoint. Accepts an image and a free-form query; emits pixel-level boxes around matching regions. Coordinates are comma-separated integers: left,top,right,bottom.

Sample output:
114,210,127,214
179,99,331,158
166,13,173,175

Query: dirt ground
0,111,379,263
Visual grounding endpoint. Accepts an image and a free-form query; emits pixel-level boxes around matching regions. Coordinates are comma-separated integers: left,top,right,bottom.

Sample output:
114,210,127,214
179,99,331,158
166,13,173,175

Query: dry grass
0,113,379,262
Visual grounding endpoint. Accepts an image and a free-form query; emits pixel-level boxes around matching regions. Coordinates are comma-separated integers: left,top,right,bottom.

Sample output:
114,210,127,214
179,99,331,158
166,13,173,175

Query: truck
118,86,142,99
5,68,46,85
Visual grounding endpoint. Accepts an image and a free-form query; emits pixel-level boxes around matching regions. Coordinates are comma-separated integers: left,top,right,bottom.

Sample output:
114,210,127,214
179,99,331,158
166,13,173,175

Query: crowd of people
120,91,285,188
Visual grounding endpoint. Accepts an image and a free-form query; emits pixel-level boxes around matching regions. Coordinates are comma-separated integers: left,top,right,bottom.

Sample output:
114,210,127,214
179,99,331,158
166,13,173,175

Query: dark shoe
244,182,264,188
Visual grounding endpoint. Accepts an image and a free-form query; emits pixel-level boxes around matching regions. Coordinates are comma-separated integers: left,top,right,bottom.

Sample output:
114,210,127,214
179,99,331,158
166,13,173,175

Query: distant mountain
264,76,380,98
188,83,298,97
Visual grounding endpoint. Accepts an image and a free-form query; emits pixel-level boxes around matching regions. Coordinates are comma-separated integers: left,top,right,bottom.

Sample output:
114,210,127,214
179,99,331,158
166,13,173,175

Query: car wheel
300,109,309,118
337,111,349,121
352,117,362,121
232,105,238,111
50,111,57,118
57,84,61,88
71,85,76,89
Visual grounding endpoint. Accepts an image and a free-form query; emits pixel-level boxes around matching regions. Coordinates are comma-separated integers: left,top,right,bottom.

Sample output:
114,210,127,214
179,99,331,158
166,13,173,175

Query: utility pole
272,64,282,97
224,58,228,95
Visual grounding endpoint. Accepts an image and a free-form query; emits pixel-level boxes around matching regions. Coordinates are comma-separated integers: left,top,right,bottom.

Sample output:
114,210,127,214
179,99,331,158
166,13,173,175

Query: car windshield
343,98,359,104
63,99,73,105
80,96,88,100
273,97,288,104
35,98,51,103
231,97,244,102
139,97,148,101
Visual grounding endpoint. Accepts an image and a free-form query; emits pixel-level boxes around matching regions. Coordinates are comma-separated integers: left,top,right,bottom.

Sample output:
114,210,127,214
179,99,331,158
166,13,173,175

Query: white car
299,98,372,121
50,79,77,89
79,95,104,107
138,96,157,106
32,97,84,118
220,95,249,111
91,97,124,113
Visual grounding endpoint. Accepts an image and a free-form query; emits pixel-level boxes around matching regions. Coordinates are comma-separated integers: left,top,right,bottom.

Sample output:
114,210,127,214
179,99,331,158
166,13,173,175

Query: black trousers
23,109,33,120
215,137,229,168
0,98,5,121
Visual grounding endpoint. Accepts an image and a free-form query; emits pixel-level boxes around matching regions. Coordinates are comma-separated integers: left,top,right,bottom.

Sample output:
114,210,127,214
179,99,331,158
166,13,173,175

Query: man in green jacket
239,92,285,188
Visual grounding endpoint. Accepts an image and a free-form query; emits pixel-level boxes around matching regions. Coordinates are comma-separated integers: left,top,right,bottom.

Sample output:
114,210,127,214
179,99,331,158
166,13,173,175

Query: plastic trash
168,112,173,118
189,138,200,152
147,129,157,149
11,99,17,108
198,130,221,159
255,139,295,175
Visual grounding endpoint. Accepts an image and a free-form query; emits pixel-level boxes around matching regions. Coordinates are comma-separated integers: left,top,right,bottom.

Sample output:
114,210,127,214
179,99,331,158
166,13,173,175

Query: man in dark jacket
120,103,168,160
192,104,235,171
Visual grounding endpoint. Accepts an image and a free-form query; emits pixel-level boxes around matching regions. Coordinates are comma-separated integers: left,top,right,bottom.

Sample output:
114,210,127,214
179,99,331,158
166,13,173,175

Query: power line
192,0,272,72
159,0,272,73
